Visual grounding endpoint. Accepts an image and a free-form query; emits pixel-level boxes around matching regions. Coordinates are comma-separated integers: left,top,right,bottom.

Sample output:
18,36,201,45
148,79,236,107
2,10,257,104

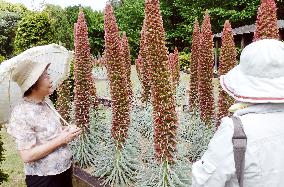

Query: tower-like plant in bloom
74,8,97,130
91,4,137,186
168,47,180,90
189,19,200,112
254,0,279,41
121,32,133,102
137,6,152,103
217,20,237,126
136,56,143,82
104,4,130,147
56,79,71,122
145,0,178,164
198,11,215,125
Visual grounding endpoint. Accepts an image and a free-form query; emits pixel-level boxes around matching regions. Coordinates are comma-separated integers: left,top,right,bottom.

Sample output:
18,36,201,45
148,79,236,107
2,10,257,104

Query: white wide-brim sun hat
220,39,284,103
0,44,74,125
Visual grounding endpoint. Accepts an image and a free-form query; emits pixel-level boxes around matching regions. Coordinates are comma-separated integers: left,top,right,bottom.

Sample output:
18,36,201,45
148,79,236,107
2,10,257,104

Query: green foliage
0,125,8,184
0,0,29,58
176,78,187,106
70,107,111,168
80,107,141,187
13,12,54,54
3,0,282,61
0,0,28,13
178,52,190,71
179,111,215,162
0,12,20,57
160,0,184,51
131,102,153,140
70,132,98,168
0,55,5,63
93,140,140,187
43,4,72,49
64,5,104,55
85,8,104,56
137,158,191,187
110,0,264,57
169,0,260,48
115,0,145,61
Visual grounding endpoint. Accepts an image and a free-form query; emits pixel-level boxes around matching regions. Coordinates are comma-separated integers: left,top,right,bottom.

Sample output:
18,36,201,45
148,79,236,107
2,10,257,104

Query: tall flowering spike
74,8,97,130
99,53,107,66
173,48,180,87
136,55,143,82
104,4,130,147
145,0,178,163
56,78,71,122
121,32,133,102
198,11,215,125
168,53,174,69
189,19,200,111
217,20,237,126
168,47,180,90
254,0,279,41
139,4,152,103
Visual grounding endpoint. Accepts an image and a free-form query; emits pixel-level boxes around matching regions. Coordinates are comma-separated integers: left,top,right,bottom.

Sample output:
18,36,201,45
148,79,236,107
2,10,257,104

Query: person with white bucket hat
192,39,284,187
0,44,81,187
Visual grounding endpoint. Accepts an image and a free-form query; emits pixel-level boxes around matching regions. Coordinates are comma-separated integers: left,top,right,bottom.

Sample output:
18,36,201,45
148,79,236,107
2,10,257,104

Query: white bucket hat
0,44,73,124
220,39,284,103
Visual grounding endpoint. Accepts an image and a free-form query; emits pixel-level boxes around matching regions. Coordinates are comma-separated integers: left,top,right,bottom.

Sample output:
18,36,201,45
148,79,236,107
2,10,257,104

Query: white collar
233,103,284,116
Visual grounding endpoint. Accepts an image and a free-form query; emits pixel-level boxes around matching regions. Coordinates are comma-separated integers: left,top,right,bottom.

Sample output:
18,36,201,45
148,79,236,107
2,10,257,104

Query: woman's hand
19,126,82,163
56,126,82,146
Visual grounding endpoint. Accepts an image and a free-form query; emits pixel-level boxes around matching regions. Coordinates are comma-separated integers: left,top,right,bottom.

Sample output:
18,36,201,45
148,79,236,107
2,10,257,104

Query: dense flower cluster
198,11,215,125
168,47,180,90
189,19,200,112
56,78,71,122
104,4,131,147
136,55,143,82
217,20,237,126
254,0,279,41
144,0,178,163
137,13,152,103
74,9,97,130
121,32,133,102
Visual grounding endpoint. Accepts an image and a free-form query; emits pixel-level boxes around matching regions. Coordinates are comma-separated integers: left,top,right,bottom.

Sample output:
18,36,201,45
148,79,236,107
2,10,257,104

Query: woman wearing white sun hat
0,44,82,187
192,39,284,187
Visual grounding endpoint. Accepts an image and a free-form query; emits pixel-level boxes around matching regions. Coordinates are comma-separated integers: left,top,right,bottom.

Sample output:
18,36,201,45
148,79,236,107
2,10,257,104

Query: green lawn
0,127,26,187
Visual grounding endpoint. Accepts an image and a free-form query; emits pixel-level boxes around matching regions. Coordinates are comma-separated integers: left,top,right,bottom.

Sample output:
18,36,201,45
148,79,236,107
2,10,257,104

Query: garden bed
73,165,110,187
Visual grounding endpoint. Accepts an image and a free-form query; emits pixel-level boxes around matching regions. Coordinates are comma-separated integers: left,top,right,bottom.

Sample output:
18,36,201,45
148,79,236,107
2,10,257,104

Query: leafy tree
14,12,54,54
0,55,5,63
0,1,29,58
113,0,267,58
64,5,104,55
115,0,145,61
0,0,28,13
171,0,260,48
0,12,21,57
43,4,72,48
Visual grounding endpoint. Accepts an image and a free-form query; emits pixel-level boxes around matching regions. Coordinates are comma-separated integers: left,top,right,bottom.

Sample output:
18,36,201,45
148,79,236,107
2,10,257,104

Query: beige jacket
192,103,284,187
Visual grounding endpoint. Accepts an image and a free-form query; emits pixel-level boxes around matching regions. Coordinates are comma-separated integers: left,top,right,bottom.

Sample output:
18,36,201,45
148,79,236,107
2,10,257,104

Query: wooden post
241,35,245,49
214,40,218,70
